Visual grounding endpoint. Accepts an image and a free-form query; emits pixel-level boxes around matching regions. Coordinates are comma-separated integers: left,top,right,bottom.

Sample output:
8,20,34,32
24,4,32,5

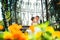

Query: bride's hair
31,17,34,21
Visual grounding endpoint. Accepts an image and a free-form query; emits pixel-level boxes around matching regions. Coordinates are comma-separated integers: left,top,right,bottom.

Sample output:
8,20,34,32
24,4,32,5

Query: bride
31,17,38,25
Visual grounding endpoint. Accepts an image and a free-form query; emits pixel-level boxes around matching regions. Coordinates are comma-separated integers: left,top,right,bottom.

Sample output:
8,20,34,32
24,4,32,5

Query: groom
35,16,42,24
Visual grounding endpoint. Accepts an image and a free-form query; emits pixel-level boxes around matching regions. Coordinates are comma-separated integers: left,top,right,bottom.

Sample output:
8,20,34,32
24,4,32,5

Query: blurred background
0,0,60,28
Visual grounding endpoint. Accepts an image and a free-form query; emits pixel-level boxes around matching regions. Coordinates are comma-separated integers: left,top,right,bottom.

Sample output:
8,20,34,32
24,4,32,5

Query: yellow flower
46,26,54,33
8,24,26,40
19,25,22,29
52,31,60,38
8,24,22,33
24,32,29,40
9,24,21,30
3,31,14,40
0,25,4,30
35,32,42,39
29,25,35,32
13,31,26,40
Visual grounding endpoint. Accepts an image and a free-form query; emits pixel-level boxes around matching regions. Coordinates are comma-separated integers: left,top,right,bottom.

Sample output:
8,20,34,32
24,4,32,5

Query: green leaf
0,32,4,39
46,31,52,36
5,11,11,21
